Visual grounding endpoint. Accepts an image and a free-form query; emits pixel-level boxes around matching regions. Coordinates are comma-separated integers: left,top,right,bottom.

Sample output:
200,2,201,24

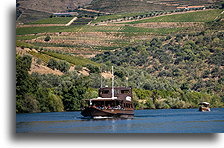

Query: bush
47,59,70,73
57,60,70,73
85,64,100,73
47,58,58,70
44,35,51,42
75,65,83,71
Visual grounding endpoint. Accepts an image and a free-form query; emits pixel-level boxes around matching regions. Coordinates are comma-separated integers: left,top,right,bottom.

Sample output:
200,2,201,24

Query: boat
81,87,134,118
81,66,134,119
198,102,211,112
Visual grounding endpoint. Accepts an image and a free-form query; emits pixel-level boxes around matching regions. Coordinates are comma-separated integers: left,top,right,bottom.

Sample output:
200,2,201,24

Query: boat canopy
90,97,118,101
199,102,210,105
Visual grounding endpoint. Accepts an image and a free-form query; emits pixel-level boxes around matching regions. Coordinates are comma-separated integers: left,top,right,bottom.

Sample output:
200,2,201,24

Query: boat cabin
88,87,133,110
99,87,132,100
198,102,210,112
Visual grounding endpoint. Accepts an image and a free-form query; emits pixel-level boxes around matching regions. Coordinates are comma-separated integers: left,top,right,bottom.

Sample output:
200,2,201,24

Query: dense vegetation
16,54,94,113
92,25,224,109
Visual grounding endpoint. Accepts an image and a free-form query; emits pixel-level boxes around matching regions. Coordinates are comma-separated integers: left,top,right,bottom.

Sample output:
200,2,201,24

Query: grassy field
16,40,33,48
16,26,82,35
28,17,74,24
29,51,56,63
16,35,41,40
125,9,223,24
43,51,101,67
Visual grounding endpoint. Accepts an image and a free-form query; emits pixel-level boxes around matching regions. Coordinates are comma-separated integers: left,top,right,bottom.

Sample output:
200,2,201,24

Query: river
16,108,224,133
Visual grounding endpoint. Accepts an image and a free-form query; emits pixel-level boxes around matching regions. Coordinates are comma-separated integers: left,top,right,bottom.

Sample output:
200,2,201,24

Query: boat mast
112,66,114,98
100,67,102,88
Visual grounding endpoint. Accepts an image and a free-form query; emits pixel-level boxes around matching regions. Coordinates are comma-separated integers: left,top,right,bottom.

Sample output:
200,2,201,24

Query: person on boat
118,105,121,109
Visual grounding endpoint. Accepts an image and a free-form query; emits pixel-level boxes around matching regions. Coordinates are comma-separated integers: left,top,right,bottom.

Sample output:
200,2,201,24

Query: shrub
44,35,51,42
47,58,58,70
85,64,100,73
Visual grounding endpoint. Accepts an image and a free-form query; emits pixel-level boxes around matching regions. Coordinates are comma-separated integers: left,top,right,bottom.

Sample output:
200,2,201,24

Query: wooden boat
81,87,134,118
198,102,210,112
81,66,134,119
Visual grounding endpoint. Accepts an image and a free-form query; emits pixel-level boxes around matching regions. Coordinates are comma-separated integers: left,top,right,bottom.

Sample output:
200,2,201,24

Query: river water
16,108,224,133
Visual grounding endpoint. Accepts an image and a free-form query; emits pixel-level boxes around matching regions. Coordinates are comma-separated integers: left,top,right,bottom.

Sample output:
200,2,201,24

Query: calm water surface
16,108,224,133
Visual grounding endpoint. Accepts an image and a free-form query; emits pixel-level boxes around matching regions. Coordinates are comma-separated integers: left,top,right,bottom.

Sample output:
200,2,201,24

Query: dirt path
214,10,224,20
65,17,77,26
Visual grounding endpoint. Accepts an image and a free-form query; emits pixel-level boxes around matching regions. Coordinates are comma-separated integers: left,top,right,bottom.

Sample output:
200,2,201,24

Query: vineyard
16,8,224,65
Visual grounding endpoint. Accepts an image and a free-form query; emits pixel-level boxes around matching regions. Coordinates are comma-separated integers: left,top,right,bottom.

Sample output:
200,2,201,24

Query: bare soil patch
29,60,64,75
101,72,113,79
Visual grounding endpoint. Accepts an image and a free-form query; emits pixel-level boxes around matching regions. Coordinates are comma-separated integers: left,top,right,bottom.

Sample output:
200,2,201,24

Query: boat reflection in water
81,87,134,119
199,102,211,112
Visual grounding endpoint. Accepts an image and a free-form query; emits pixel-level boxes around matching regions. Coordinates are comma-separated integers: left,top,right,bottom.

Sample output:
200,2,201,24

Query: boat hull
81,107,134,118
199,106,211,112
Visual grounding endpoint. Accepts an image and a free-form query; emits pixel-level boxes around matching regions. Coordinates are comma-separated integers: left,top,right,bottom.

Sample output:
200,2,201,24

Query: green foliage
47,59,70,73
16,35,41,40
47,58,58,70
16,26,81,35
29,51,54,63
16,55,94,113
16,40,33,48
85,64,100,73
57,60,70,73
16,55,36,100
93,29,224,97
43,51,100,67
75,65,83,71
132,88,223,109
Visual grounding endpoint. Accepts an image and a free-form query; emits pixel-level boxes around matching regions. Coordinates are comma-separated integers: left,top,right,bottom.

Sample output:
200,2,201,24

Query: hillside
87,0,216,13
16,5,224,112
16,0,220,24
16,0,93,23
17,0,93,13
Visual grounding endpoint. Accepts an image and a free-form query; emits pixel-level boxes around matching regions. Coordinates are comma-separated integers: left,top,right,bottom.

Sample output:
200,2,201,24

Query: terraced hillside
16,9,223,56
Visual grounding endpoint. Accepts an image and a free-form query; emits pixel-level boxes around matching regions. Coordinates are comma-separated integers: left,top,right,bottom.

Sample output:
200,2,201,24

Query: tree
16,55,39,112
